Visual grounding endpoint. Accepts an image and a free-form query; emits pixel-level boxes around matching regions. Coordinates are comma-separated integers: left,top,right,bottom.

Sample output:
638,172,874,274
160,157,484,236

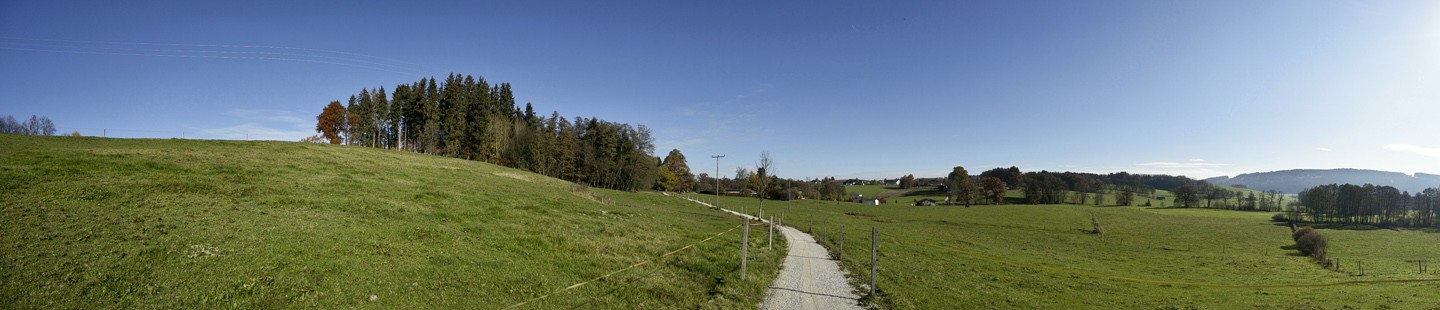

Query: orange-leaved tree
316,101,348,144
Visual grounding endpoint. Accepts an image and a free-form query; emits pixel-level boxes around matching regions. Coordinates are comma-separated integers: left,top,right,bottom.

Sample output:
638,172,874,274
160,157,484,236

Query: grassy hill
718,195,1440,309
0,134,784,309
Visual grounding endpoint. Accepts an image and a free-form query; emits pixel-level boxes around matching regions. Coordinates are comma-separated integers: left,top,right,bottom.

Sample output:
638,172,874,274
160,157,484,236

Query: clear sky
3,1,1438,180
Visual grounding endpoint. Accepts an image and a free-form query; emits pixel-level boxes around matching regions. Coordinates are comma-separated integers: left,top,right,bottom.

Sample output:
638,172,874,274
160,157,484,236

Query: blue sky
3,1,1438,180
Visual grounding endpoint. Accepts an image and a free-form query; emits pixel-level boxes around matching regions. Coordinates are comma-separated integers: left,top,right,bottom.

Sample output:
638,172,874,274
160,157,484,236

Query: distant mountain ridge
1204,168,1440,194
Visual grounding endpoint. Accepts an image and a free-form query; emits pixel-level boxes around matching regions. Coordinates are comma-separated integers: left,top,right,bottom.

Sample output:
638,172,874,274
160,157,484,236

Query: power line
0,37,428,76
1,36,427,68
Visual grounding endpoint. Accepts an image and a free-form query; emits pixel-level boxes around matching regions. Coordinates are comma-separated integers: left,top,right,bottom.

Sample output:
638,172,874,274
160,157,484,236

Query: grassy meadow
0,134,785,309
712,192,1440,309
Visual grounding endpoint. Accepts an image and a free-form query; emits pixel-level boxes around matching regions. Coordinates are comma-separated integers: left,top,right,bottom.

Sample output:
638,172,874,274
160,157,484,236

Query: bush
1090,214,1104,235
1296,230,1328,258
1271,213,1290,223
1292,227,1315,242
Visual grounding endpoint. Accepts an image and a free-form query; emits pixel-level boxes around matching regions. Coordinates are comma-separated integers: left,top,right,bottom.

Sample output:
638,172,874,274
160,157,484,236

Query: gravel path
760,224,863,310
679,196,862,310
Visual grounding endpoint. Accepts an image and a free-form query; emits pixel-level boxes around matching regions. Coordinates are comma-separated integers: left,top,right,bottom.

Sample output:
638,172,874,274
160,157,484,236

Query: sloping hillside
0,134,783,308
1205,168,1440,193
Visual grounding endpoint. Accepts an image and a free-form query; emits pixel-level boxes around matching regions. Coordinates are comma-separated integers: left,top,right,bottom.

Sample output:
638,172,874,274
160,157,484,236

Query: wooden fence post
768,216,774,250
870,227,877,295
826,222,831,246
839,224,845,260
741,218,749,281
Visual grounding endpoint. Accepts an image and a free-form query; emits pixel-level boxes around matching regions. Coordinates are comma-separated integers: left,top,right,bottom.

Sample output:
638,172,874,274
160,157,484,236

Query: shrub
1271,213,1290,223
1292,227,1316,242
1090,214,1104,235
1296,231,1328,258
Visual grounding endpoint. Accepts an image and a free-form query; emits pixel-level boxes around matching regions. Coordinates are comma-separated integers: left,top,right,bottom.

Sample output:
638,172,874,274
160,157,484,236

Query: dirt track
680,196,862,310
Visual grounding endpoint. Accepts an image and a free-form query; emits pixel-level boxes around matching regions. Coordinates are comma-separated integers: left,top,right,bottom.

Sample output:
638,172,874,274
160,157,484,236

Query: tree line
960,167,1181,206
1295,184,1440,227
694,174,849,203
1,114,57,136
315,73,670,191
926,165,1283,209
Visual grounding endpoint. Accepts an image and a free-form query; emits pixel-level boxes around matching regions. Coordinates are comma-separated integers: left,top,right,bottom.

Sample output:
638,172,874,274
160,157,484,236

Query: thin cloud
199,109,312,141
0,36,427,75
226,109,309,127
676,102,708,117
1129,160,1234,179
1384,144,1440,158
677,86,770,117
1317,147,1332,152
1135,161,1231,168
198,123,311,141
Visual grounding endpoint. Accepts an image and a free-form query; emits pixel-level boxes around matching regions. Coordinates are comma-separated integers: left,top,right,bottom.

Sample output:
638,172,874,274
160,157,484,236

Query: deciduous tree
1174,184,1199,208
981,176,1006,204
947,166,976,207
315,101,348,144
661,149,694,191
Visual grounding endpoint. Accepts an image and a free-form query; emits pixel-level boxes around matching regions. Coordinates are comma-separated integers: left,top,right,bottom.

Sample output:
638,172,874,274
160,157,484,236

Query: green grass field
0,134,785,309
715,195,1440,309
13,134,1437,309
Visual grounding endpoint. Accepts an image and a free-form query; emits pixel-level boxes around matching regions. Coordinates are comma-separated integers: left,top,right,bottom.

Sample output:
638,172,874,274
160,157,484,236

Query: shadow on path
767,286,859,301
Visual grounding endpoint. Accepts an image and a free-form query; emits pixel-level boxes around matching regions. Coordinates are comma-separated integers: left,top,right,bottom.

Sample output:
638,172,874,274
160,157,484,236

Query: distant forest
1295,184,1440,227
313,73,662,191
715,166,1286,210
964,168,1287,211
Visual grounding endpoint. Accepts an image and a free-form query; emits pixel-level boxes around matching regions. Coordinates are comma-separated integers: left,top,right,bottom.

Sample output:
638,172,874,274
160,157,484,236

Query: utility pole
712,155,725,208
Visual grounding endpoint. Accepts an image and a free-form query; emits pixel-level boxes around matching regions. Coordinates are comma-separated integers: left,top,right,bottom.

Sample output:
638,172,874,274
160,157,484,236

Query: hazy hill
1203,168,1440,194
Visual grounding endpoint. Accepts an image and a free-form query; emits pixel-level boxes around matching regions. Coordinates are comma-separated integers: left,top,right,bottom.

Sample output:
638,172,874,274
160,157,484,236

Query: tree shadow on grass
1271,222,1384,232
1276,244,1309,256
899,188,946,198
1270,222,1440,233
